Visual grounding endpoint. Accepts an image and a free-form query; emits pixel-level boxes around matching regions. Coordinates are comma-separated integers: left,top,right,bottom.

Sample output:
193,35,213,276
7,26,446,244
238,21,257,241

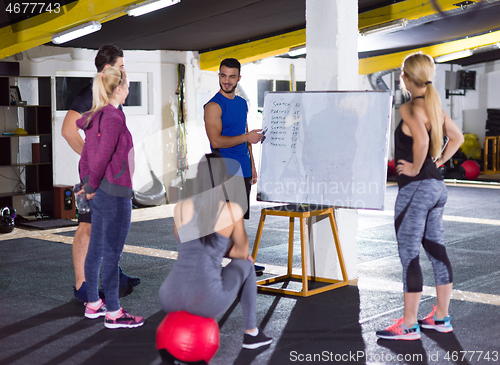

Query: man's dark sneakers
73,282,88,303
74,282,105,303
118,267,141,288
242,328,272,349
254,264,265,275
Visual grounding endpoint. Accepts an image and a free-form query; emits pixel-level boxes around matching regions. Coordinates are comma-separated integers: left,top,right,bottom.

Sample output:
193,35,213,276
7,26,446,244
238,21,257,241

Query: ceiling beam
359,0,466,29
200,0,473,71
0,0,139,59
359,29,500,74
200,29,306,71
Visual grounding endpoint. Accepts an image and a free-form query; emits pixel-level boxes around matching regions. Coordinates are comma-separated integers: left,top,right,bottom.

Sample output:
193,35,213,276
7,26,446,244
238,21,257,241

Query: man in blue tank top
204,58,265,273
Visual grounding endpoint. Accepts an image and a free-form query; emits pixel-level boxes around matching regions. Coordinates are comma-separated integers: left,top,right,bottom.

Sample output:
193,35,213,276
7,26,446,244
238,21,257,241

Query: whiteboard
257,91,392,210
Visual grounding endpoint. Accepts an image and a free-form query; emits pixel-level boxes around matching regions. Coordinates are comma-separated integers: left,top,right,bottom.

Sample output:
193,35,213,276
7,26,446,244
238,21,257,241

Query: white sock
107,309,120,317
247,328,259,336
88,300,101,308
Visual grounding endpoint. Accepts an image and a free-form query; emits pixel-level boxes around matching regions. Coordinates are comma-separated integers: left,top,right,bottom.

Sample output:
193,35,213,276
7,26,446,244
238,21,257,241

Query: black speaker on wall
53,185,75,219
40,142,52,163
457,70,476,90
0,62,20,76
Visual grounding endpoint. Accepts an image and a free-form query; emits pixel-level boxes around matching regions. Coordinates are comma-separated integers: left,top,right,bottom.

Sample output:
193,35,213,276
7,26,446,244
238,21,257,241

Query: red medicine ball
388,159,396,176
156,311,220,364
460,160,480,180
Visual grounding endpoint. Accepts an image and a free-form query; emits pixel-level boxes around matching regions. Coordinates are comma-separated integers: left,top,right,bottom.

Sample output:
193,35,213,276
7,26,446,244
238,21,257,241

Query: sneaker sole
105,322,145,329
421,324,453,333
242,339,272,349
85,312,106,319
376,333,421,341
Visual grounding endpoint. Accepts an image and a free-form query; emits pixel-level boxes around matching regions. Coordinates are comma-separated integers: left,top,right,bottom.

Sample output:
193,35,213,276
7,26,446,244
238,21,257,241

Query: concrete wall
3,43,498,216
1,47,311,215
1,45,221,215
363,63,460,160
461,60,500,147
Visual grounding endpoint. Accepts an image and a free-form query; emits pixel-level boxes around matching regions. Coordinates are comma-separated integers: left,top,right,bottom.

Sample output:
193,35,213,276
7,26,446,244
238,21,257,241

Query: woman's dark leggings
85,189,131,311
395,179,452,293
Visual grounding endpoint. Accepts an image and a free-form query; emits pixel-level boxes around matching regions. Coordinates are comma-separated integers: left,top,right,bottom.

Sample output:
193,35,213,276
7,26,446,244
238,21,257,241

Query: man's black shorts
244,176,251,220
78,212,91,224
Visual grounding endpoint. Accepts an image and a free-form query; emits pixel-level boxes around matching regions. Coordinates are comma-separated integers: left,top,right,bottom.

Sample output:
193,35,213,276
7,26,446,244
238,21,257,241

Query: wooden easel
251,204,349,297
483,136,500,174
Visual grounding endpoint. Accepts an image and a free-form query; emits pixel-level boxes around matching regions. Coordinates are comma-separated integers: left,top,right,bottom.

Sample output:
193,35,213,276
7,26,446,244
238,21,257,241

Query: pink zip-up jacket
76,104,134,198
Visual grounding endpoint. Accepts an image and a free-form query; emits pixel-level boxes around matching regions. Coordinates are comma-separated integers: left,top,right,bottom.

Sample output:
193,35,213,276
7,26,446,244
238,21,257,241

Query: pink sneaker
85,299,107,319
104,308,145,329
418,305,453,333
376,318,421,340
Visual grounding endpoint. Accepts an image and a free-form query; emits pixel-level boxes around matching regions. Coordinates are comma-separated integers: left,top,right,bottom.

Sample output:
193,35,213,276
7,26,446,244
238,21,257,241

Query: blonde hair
84,67,126,127
401,52,443,159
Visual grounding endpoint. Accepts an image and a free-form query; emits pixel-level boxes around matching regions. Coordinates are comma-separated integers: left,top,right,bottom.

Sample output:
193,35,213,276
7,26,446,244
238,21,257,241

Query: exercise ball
156,311,219,364
0,207,16,234
388,159,396,176
460,160,480,180
438,164,447,179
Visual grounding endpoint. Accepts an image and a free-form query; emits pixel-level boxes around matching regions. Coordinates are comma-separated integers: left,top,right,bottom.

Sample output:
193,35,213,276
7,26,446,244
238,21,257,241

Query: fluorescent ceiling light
473,43,500,54
435,49,473,63
359,19,408,36
126,0,180,17
52,21,101,44
288,47,306,57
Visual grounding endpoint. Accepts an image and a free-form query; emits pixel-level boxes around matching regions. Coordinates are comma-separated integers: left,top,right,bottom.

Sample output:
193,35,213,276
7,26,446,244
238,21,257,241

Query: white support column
305,0,359,282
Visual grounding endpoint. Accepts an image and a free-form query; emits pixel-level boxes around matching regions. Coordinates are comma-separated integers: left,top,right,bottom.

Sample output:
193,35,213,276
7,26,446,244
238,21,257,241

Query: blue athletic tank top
394,120,442,188
205,92,251,177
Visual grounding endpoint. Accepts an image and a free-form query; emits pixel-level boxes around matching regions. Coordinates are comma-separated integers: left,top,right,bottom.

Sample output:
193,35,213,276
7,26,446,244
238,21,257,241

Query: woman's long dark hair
194,153,227,246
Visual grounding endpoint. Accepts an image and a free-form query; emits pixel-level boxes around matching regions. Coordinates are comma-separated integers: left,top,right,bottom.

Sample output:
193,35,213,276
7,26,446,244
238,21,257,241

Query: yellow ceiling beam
199,29,306,71
200,0,469,71
359,0,466,29
0,0,138,59
359,29,500,74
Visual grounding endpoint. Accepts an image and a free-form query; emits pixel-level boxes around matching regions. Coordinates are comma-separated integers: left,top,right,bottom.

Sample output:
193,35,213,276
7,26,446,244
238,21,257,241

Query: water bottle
74,183,91,214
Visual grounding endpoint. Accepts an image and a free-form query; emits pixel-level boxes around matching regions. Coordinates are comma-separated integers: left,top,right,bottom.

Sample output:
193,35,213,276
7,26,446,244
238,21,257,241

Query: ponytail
84,67,125,127
401,52,443,159
424,83,443,158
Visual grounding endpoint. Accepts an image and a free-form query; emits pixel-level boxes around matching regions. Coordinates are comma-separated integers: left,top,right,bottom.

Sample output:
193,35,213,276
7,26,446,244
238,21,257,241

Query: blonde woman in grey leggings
376,53,464,341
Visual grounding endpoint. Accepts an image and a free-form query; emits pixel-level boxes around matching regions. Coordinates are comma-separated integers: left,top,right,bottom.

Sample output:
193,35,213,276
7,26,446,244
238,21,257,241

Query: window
123,81,141,106
56,76,92,111
257,80,273,108
257,79,306,109
55,71,149,115
275,80,290,92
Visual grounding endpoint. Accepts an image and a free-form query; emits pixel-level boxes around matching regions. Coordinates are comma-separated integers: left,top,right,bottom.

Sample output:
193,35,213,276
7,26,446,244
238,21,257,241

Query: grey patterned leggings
395,179,453,293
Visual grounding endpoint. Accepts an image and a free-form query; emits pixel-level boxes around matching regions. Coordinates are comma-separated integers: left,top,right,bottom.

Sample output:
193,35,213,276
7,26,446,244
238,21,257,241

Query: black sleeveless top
394,120,442,188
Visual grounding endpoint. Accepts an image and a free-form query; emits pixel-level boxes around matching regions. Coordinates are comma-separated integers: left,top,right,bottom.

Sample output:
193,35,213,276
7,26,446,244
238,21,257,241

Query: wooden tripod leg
300,216,308,296
328,209,348,282
252,210,267,260
494,138,498,172
287,217,294,275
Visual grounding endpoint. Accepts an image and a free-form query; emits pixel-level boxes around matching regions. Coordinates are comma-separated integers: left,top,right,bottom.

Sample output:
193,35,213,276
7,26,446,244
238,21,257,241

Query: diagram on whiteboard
257,91,392,210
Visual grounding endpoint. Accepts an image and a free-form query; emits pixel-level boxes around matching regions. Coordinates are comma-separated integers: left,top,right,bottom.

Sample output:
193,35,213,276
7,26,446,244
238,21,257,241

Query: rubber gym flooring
0,182,499,365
